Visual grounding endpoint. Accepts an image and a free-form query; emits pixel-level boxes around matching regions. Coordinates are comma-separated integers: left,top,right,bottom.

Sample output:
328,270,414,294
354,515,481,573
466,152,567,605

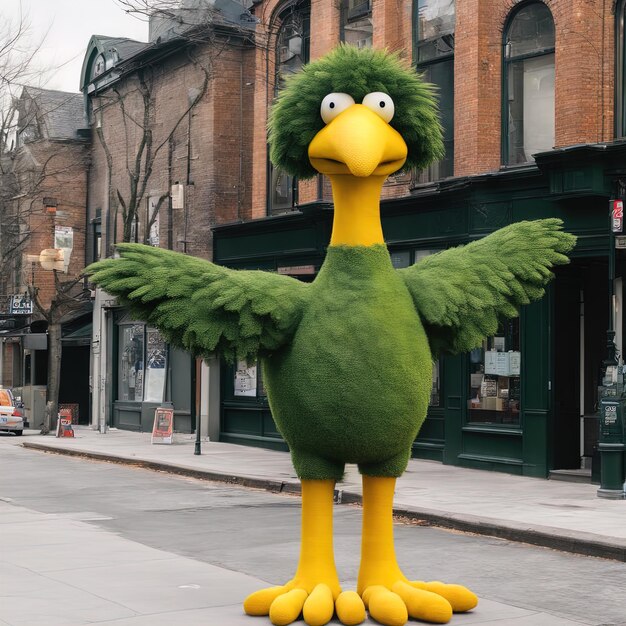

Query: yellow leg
357,476,477,625
357,476,405,593
244,479,365,626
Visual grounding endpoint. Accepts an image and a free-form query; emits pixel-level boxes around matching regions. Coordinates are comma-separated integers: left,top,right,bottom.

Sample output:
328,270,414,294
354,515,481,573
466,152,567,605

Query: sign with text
612,199,624,233
9,294,33,314
234,362,257,397
56,409,75,438
151,407,174,444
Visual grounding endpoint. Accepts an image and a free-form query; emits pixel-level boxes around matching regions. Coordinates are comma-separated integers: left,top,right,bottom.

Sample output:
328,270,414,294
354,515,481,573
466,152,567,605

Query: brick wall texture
85,0,620,259
8,139,89,310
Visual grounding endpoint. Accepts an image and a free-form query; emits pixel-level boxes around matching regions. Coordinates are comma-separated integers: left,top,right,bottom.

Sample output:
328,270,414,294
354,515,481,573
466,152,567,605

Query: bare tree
0,9,90,434
93,44,211,245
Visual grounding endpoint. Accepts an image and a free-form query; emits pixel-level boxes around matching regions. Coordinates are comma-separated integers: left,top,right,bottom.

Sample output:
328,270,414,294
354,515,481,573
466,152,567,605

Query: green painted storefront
213,143,626,478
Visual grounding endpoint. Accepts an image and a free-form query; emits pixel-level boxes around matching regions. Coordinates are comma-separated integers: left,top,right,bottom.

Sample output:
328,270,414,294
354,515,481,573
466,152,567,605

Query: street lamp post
597,196,626,498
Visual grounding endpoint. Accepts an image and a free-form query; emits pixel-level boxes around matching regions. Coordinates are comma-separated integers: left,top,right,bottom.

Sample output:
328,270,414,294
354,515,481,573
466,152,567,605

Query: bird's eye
362,92,395,123
320,93,355,124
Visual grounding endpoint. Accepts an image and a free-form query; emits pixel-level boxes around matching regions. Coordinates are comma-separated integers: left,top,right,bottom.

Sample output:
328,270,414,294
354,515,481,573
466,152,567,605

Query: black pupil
380,101,385,108
329,102,335,109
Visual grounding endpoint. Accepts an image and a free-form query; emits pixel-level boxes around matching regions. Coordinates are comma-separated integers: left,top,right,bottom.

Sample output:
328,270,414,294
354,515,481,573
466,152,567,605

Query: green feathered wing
86,244,310,363
398,218,577,358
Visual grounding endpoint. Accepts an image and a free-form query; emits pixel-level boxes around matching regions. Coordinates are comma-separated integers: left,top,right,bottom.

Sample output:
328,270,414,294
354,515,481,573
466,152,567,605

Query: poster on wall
234,361,257,397
151,407,174,444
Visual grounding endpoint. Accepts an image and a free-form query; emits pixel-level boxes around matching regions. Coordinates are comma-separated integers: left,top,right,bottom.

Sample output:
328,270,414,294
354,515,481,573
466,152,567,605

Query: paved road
1,442,625,625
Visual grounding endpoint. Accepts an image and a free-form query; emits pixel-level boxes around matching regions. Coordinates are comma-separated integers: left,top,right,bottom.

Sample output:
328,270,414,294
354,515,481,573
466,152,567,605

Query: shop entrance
553,260,609,471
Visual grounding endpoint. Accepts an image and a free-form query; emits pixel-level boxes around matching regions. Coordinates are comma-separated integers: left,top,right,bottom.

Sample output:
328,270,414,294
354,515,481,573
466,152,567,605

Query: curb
22,441,626,564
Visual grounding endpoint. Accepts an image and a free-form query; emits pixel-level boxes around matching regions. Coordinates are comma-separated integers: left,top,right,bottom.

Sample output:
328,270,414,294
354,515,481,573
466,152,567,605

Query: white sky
2,0,149,93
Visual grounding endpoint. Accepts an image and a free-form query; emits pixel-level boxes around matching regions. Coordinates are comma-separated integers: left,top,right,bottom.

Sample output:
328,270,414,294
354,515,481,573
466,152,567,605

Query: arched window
617,1,626,137
414,0,455,182
503,2,555,165
269,0,310,215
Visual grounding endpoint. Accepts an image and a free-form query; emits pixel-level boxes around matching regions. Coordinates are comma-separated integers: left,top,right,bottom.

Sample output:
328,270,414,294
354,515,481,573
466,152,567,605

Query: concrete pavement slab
44,556,265,614
0,562,138,625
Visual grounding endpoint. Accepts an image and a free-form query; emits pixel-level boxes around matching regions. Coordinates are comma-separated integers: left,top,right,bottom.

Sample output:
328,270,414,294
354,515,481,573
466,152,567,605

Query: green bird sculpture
87,45,576,626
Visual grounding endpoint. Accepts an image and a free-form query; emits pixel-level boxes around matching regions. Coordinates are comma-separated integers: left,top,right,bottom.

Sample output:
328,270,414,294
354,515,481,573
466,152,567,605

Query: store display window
468,319,521,425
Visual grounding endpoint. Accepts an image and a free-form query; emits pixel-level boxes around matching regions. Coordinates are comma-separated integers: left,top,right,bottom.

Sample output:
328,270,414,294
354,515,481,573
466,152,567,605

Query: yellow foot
361,581,477,625
244,583,365,626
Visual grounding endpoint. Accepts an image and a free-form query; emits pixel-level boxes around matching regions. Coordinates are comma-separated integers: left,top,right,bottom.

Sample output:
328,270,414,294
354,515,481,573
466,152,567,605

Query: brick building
83,6,257,434
211,0,626,486
85,0,626,485
0,87,91,427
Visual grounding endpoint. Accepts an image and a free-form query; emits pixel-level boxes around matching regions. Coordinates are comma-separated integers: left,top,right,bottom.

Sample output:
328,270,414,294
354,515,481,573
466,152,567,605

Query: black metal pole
194,410,202,455
194,360,201,455
605,201,618,368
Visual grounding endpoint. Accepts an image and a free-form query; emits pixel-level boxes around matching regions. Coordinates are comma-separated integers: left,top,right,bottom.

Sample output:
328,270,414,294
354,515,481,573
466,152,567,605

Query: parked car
0,388,24,436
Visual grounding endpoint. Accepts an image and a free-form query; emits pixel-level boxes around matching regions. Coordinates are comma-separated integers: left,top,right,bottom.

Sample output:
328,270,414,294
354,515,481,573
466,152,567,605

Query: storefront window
144,328,167,402
118,324,144,402
468,318,520,425
117,323,166,403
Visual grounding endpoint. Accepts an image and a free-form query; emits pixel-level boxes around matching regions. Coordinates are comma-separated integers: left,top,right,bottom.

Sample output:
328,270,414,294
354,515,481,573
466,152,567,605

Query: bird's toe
408,580,478,613
363,585,408,626
269,588,308,625
302,583,335,625
335,590,366,625
244,585,289,616
393,581,452,623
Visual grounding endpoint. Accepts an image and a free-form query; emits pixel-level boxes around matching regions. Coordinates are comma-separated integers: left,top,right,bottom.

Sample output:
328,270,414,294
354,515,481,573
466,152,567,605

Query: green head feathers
268,45,445,179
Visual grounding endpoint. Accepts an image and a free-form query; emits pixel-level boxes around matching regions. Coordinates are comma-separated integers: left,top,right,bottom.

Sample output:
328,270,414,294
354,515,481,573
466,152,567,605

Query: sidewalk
10,426,626,562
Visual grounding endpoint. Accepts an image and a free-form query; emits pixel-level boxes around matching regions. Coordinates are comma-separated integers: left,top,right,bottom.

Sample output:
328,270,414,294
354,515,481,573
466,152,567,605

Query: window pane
143,328,166,403
416,58,454,181
276,4,310,93
341,0,372,48
118,324,144,402
342,15,372,48
270,2,310,214
390,250,411,268
468,319,521,426
416,0,455,42
270,165,295,214
507,53,555,164
506,3,555,59
416,36,454,63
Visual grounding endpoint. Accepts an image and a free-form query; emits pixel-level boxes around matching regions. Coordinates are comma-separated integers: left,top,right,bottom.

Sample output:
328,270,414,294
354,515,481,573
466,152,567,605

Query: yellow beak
308,104,407,178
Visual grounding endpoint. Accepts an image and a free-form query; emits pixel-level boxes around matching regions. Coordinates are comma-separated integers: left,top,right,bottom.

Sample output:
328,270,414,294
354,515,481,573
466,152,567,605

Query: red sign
612,200,624,233
151,407,174,444
56,409,75,438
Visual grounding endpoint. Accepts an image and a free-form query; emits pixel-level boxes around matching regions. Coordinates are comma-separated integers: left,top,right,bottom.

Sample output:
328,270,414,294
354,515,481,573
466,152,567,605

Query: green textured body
263,245,432,480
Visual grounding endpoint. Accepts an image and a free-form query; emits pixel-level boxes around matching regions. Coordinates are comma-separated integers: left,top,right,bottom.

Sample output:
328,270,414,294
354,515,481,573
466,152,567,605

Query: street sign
612,199,624,233
56,410,75,438
9,295,33,315
151,407,174,444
